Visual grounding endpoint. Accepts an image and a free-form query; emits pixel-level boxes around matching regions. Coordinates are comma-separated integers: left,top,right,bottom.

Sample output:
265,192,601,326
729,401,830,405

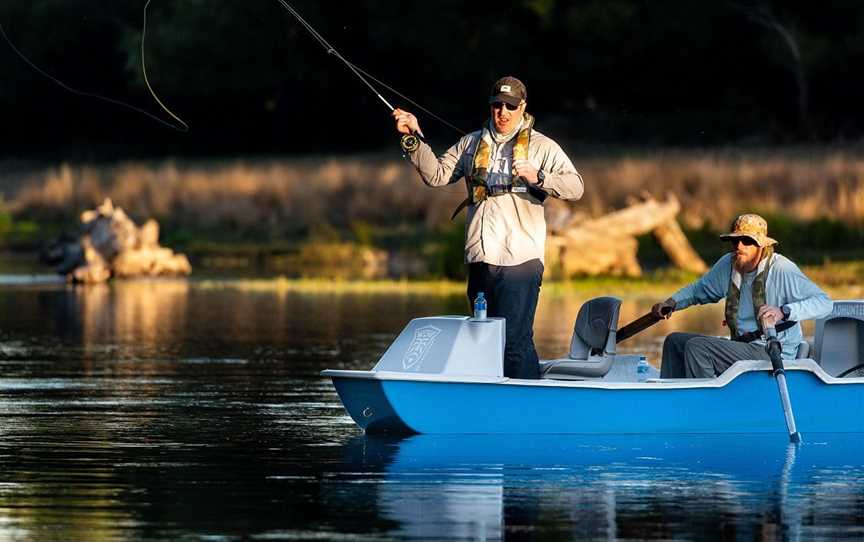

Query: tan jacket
407,128,584,265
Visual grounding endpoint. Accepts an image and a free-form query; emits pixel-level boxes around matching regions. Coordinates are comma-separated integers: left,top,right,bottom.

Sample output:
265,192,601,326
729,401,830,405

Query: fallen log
546,194,707,278
43,198,191,283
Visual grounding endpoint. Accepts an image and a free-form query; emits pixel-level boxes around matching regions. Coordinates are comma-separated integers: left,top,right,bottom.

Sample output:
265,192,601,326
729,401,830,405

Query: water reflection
0,281,845,540
0,278,763,371
344,434,864,540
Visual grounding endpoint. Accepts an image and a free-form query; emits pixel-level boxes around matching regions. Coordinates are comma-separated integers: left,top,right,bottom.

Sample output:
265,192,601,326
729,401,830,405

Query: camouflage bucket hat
719,213,777,247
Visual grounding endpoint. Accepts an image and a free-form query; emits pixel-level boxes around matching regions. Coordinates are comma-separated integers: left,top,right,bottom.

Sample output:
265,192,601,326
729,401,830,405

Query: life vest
725,247,774,340
451,113,545,219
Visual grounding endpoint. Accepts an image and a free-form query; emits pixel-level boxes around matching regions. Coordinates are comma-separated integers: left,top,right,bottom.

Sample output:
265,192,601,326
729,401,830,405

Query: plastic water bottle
473,292,487,321
636,355,649,382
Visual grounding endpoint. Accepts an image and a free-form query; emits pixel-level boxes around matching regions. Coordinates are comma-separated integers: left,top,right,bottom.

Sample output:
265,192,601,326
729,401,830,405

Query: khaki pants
660,332,772,378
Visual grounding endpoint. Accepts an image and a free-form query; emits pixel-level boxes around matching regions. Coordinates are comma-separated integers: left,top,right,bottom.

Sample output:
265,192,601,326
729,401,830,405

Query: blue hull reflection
342,434,864,540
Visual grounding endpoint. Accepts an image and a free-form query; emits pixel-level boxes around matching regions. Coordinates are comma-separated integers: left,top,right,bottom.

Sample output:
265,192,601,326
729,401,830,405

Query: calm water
0,277,860,541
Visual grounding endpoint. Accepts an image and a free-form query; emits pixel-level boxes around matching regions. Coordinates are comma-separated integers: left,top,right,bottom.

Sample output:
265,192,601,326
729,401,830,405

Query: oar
616,305,672,343
761,314,802,443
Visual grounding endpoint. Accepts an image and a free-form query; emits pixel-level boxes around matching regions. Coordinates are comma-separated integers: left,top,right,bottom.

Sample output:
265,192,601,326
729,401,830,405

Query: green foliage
5,0,864,155
308,223,341,243
0,210,11,236
639,211,864,273
755,211,864,264
350,221,374,247
0,209,44,248
423,220,467,281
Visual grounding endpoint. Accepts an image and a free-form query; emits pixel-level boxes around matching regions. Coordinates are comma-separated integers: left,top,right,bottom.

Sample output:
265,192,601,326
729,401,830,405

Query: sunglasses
491,101,520,111
730,237,758,247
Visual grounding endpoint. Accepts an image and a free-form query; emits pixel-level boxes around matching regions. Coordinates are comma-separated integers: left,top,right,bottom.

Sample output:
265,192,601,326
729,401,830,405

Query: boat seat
541,296,622,380
814,303,864,377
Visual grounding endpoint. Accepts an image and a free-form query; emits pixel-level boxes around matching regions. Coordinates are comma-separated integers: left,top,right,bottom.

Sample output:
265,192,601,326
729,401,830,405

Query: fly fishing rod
275,0,467,148
2,1,465,140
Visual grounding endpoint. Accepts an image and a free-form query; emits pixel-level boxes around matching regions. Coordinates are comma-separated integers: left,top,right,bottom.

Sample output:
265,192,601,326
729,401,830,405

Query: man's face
490,100,525,134
730,237,762,271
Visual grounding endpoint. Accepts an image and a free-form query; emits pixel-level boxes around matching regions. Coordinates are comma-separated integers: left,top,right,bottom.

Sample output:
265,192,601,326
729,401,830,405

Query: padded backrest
569,296,622,360
817,318,864,377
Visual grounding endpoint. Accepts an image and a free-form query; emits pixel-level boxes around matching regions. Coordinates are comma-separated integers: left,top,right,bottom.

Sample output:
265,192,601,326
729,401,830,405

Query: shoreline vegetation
2,145,864,283
0,248,860,298
193,273,863,299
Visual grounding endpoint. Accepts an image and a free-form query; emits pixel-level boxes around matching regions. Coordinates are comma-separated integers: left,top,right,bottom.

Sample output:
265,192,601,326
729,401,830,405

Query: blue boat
323,298,864,435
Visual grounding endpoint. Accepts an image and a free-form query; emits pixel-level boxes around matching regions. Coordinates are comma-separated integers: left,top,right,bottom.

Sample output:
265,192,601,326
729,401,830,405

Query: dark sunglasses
491,101,520,111
730,237,758,247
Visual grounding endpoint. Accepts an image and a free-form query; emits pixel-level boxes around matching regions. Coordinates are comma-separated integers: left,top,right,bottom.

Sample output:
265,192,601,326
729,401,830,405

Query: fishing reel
400,134,420,153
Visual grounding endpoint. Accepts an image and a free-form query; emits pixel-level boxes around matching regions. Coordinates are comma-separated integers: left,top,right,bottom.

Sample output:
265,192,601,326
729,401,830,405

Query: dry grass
194,276,464,295
571,146,864,227
3,145,864,233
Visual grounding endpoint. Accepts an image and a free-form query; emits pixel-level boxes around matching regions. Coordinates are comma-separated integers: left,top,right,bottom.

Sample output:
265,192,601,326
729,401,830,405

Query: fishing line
0,0,188,132
346,61,467,136
1,1,464,138
275,0,466,136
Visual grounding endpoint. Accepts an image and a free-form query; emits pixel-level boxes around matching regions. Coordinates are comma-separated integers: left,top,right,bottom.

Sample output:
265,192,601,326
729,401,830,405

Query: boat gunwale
322,359,864,390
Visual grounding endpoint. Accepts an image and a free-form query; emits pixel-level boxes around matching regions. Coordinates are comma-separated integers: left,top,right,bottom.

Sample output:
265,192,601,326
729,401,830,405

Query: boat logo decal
402,325,441,370
834,303,864,319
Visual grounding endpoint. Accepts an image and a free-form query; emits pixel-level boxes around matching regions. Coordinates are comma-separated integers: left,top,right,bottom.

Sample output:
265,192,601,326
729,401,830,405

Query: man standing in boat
392,76,584,379
651,213,833,378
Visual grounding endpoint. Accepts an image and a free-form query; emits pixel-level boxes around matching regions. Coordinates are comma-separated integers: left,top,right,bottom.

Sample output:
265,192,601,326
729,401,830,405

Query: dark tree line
2,0,864,159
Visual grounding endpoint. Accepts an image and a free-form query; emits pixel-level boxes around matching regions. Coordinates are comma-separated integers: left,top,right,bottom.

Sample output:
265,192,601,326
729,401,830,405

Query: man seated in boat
651,213,833,378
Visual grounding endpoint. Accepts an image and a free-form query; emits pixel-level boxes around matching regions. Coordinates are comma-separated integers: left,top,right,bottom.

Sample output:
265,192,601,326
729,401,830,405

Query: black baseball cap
489,76,527,107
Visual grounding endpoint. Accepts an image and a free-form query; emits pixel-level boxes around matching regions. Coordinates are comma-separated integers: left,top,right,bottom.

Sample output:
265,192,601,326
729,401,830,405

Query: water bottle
636,355,649,382
473,292,487,321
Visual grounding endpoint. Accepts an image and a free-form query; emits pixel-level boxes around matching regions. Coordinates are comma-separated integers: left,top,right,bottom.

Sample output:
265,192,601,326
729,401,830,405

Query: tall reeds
4,146,864,235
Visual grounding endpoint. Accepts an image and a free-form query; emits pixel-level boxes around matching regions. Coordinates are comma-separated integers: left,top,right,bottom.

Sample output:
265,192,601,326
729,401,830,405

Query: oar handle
761,316,784,375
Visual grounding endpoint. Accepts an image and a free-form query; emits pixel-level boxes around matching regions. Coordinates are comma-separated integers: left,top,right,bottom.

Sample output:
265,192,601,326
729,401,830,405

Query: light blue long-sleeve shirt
671,252,833,359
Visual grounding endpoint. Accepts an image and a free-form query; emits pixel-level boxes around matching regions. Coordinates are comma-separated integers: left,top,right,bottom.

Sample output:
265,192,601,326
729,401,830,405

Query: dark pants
467,259,544,379
660,332,772,378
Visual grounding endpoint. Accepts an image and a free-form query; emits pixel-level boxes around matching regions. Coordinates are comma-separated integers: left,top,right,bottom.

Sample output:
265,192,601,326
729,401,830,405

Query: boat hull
326,361,864,435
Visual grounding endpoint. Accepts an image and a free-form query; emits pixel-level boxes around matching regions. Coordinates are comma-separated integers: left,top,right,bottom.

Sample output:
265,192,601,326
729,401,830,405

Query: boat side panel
331,376,416,434
379,370,864,434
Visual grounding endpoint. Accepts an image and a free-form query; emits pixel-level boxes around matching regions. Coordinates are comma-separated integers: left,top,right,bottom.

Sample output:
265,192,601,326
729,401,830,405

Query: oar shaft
616,312,663,343
774,372,801,442
763,319,802,443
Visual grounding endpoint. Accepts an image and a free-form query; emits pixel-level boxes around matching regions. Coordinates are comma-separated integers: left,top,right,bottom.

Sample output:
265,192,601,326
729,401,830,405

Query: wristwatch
781,305,791,321
536,169,545,187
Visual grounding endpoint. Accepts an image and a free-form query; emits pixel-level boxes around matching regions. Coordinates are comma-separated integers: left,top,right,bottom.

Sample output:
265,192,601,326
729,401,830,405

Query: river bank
3,146,864,280
4,250,862,300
